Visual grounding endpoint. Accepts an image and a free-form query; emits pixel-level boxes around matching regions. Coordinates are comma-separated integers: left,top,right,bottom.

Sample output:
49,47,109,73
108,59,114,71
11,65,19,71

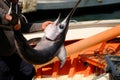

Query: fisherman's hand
5,14,12,21
42,21,53,30
14,24,21,31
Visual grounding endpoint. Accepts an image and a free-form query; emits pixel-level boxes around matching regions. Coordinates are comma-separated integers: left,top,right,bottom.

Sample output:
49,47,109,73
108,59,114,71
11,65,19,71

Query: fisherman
0,0,53,80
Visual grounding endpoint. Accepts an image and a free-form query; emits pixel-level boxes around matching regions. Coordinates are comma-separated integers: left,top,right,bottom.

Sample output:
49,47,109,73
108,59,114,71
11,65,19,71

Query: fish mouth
54,13,61,25
61,0,81,25
56,0,81,38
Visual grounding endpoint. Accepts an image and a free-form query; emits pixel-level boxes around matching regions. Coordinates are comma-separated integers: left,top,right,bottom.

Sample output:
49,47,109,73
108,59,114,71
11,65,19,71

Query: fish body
14,0,81,68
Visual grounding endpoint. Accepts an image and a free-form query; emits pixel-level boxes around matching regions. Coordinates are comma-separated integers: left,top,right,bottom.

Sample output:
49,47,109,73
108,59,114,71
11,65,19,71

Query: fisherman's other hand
42,21,53,30
5,14,12,21
14,24,21,31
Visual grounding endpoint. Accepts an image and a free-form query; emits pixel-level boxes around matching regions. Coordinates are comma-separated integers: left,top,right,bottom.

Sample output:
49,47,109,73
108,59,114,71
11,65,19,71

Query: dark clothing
0,54,36,80
0,0,42,56
0,0,42,79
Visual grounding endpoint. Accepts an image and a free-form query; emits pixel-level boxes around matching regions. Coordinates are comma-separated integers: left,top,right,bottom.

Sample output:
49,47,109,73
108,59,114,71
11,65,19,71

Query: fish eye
59,25,64,29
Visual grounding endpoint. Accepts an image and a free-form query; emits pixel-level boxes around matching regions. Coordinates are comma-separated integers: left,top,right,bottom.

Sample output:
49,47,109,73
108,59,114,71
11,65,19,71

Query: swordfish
13,0,81,68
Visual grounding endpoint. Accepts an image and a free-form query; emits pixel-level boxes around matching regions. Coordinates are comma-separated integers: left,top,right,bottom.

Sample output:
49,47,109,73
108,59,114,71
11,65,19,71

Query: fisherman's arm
21,21,53,33
0,7,6,19
0,7,12,24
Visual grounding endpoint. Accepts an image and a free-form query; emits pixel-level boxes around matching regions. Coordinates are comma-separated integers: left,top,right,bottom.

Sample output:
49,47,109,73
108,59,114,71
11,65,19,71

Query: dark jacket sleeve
21,22,43,33
0,0,10,24
0,7,6,19
20,14,43,33
0,0,43,33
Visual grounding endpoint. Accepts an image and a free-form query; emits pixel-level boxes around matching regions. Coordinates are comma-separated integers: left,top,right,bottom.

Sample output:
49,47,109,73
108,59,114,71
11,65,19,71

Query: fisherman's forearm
0,8,10,25
21,23,43,33
29,23,43,32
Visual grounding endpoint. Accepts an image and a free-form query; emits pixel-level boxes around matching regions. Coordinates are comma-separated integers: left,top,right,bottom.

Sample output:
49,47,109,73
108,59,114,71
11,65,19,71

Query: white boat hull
24,19,120,40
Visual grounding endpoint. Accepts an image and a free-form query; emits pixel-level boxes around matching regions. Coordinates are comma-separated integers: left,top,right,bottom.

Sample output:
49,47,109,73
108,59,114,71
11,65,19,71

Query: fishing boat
19,0,120,13
24,19,120,80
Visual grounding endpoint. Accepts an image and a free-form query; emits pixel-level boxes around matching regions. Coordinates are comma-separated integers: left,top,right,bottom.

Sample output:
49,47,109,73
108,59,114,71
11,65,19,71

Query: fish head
44,14,63,41
44,0,81,41
44,14,69,41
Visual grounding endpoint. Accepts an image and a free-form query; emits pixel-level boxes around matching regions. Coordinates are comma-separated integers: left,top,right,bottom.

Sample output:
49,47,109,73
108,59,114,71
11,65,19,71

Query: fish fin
57,45,66,68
